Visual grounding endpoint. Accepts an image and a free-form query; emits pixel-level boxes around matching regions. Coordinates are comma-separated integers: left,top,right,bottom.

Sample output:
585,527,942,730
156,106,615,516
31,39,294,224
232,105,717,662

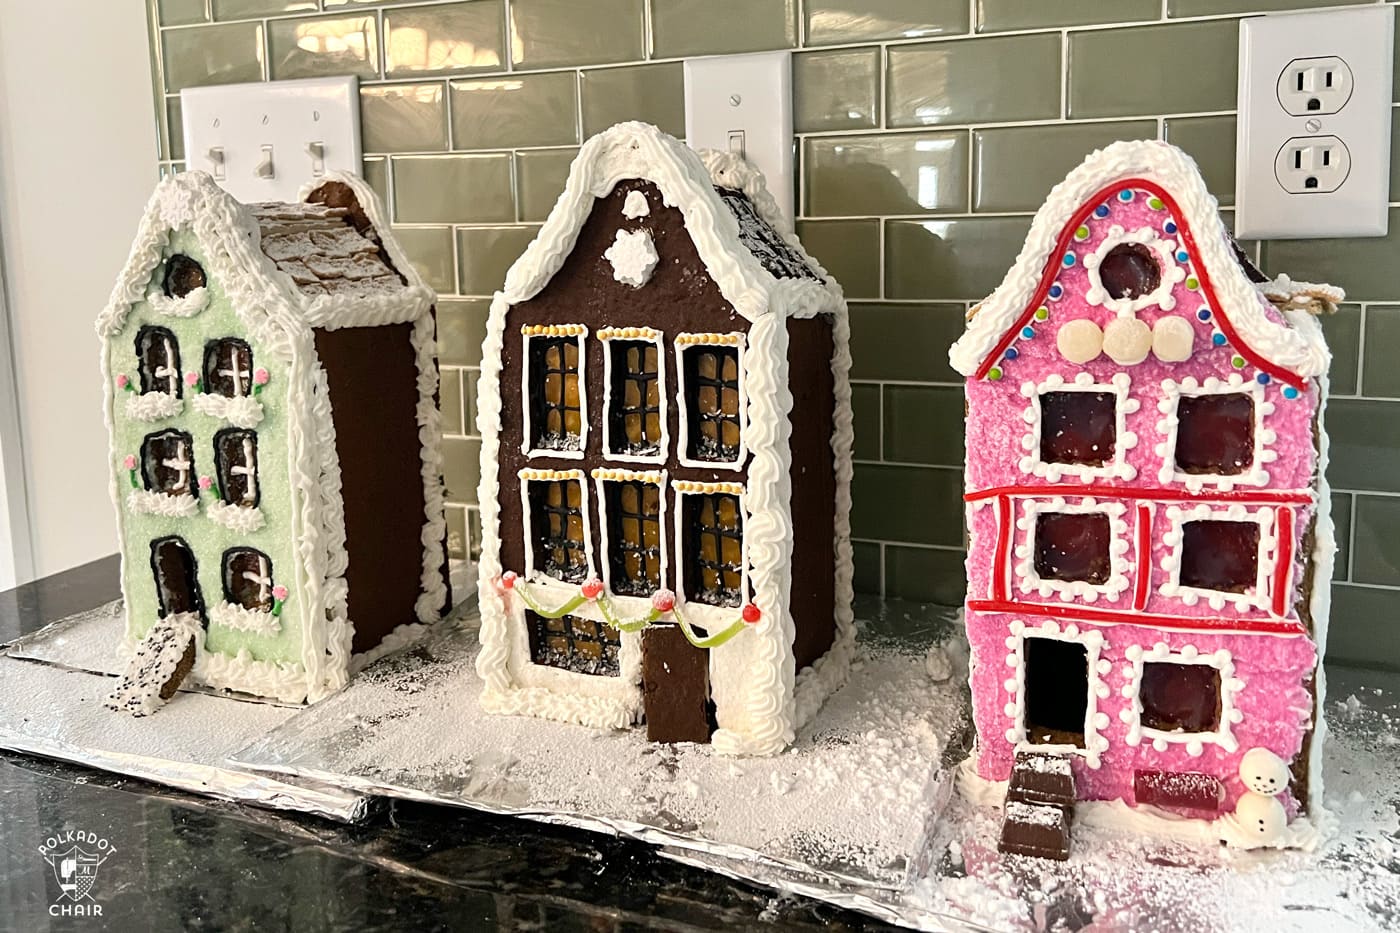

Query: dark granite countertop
0,557,896,932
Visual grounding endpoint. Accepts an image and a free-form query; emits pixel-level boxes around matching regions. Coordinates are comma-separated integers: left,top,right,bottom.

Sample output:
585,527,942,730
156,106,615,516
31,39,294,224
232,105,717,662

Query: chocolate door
150,537,203,618
640,626,712,744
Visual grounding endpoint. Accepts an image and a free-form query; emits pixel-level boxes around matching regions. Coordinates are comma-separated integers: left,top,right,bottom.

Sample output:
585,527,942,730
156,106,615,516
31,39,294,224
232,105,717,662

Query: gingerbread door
640,625,712,744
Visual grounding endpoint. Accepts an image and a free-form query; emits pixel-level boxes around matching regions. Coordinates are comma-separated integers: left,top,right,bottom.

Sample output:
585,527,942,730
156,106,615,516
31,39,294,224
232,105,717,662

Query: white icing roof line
948,139,1336,380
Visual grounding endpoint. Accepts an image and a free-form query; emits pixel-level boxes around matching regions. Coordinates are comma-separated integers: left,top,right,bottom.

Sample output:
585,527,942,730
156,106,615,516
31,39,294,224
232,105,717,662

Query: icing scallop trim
192,391,265,428
205,499,266,534
125,391,182,422
209,599,281,636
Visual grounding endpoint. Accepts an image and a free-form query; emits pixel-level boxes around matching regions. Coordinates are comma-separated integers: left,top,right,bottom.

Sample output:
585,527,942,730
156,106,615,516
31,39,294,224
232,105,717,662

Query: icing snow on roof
949,139,1334,382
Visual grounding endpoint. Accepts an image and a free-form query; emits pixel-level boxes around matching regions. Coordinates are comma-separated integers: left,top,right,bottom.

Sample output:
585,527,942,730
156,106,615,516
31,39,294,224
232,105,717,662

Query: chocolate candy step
1007,750,1076,808
999,799,1073,861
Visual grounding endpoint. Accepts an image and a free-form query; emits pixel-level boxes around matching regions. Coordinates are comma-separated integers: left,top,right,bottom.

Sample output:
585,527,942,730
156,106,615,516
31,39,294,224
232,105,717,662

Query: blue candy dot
1257,372,1271,385
1283,386,1299,399
1049,284,1063,299
1212,333,1227,346
1062,253,1075,267
1197,308,1211,321
1118,189,1134,202
1005,347,1019,360
1175,250,1189,262
1094,204,1110,218
1164,221,1178,234
1021,326,1035,339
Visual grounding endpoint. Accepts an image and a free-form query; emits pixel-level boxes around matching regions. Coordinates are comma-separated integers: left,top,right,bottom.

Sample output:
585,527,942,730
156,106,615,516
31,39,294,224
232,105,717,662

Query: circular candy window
163,254,206,299
1099,243,1161,301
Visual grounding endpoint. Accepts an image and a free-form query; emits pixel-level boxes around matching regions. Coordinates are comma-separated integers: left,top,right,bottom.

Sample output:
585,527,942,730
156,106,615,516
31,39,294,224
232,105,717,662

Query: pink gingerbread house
950,140,1339,851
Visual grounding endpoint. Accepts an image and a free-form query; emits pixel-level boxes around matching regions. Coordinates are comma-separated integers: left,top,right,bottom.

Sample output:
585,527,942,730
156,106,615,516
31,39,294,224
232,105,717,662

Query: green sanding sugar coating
107,230,303,667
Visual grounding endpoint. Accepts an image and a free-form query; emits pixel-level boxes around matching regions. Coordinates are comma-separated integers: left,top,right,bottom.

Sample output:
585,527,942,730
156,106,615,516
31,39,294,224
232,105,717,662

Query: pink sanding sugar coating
962,184,1322,816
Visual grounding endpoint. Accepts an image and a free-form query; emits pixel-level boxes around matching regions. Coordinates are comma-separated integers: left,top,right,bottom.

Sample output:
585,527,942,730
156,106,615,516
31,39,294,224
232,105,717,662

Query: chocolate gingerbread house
475,122,854,754
99,170,449,714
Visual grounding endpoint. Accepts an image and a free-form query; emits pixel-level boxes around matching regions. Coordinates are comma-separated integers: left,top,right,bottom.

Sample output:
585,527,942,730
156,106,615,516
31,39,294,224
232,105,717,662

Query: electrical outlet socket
1236,6,1393,239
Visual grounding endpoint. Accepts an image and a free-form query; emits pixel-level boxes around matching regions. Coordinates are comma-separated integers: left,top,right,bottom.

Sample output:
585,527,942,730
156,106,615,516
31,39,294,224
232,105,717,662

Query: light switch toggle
307,141,325,176
254,145,274,179
206,146,226,180
727,130,746,158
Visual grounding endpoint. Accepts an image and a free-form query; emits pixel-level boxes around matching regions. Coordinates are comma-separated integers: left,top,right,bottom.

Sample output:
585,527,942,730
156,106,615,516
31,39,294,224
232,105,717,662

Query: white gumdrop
1056,319,1104,364
1152,314,1195,362
1233,790,1287,842
1239,746,1290,796
1102,316,1152,365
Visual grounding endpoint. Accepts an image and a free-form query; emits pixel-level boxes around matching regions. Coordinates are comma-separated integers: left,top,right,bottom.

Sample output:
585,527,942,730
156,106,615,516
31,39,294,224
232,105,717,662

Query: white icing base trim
147,286,210,318
193,649,309,703
348,619,435,675
126,488,199,518
125,391,182,422
481,683,639,731
191,391,265,428
205,499,266,533
208,599,281,636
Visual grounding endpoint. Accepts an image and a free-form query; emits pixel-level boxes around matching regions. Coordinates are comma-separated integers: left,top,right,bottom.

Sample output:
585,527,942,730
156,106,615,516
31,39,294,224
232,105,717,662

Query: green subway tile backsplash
147,1,1400,633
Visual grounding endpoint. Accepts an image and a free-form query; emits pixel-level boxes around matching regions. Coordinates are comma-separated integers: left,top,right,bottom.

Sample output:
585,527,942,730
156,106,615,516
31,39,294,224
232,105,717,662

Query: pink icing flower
122,455,136,471
198,475,213,490
115,374,129,389
581,578,604,600
185,371,199,387
272,585,289,601
501,570,517,590
253,368,270,386
651,589,676,613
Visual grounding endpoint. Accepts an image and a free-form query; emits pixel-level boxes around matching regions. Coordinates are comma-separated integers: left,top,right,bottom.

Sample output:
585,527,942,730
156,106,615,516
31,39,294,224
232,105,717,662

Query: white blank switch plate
181,76,362,204
1235,6,1394,239
684,51,794,224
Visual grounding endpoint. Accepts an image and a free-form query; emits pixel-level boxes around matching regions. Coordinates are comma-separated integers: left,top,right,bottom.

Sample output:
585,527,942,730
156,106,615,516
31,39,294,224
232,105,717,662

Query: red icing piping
965,484,1312,505
1273,505,1295,618
972,178,1307,390
992,495,1012,602
966,598,1307,637
1133,504,1152,611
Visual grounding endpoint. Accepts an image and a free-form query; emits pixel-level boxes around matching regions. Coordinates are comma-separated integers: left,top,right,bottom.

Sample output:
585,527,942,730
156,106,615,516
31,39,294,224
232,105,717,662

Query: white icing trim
209,599,282,636
674,332,748,472
599,329,668,463
192,649,309,704
1019,372,1140,482
1082,225,1186,316
671,483,747,613
125,391,182,422
1154,374,1275,490
146,285,209,318
126,488,199,518
204,499,266,533
621,189,650,219
1119,642,1245,755
520,326,589,459
518,468,596,583
1013,497,1131,603
1004,618,1111,768
949,140,1333,379
604,228,658,287
1158,504,1278,613
191,392,265,428
593,468,668,598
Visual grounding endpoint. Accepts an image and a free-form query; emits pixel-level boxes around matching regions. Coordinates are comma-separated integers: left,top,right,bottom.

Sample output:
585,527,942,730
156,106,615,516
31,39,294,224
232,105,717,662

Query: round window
163,254,206,298
1098,243,1160,301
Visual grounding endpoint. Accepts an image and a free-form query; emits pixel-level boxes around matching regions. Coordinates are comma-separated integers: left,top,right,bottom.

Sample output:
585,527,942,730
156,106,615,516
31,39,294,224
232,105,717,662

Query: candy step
999,799,1074,861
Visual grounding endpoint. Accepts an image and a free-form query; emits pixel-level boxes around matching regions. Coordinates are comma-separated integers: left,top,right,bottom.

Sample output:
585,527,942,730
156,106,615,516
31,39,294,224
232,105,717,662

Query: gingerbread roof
248,201,405,299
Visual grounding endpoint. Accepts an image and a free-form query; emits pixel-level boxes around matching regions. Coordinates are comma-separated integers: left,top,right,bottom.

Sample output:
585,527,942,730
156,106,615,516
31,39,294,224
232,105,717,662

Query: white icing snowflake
622,190,650,219
604,228,658,288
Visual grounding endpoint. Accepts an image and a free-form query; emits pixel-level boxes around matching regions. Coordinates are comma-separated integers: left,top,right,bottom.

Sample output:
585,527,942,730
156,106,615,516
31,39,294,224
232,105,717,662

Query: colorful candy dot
1094,204,1110,218
987,367,1003,381
1283,386,1299,400
1048,284,1064,300
1074,225,1090,241
1118,189,1134,202
1231,355,1246,368
1175,250,1189,263
1034,307,1049,321
1063,253,1076,267
1148,197,1164,210
1005,347,1019,360
1164,221,1178,234
1197,308,1212,321
1212,333,1228,347
1021,326,1035,338
1186,276,1199,290
1256,372,1271,385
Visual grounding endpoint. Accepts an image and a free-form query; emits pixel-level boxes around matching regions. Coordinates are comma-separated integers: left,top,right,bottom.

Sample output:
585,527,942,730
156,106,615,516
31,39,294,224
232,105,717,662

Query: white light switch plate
1235,7,1393,239
684,51,793,224
181,76,362,204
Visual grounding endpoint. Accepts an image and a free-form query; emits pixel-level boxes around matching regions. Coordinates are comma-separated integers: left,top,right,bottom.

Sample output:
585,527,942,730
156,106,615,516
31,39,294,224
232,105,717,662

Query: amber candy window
1033,512,1111,584
136,326,182,397
527,610,620,677
683,345,741,462
214,429,259,508
605,481,661,595
141,430,196,497
1179,520,1260,593
204,338,254,397
684,493,744,607
528,479,588,582
1138,662,1221,733
608,341,662,456
1174,393,1255,475
223,548,273,612
528,336,583,451
1039,391,1115,466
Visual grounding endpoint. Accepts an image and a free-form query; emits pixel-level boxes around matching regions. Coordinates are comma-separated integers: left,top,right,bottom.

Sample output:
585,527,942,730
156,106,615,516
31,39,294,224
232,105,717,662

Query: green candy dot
1074,225,1090,240
1186,276,1199,290
1232,356,1246,368
1148,197,1164,210
1034,307,1049,321
988,367,1003,381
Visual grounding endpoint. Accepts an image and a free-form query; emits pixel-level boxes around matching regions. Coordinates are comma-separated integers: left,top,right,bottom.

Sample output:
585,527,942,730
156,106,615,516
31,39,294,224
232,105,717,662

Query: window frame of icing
1013,496,1131,604
674,332,747,472
1155,375,1275,491
598,327,668,465
591,468,668,602
520,326,590,460
518,467,595,586
1020,372,1139,483
1119,642,1244,756
1005,618,1111,769
1082,225,1187,317
1158,503,1277,613
672,480,748,612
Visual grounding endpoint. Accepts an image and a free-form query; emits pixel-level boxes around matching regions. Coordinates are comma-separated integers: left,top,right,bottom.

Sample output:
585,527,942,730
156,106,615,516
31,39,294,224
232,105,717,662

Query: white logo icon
38,830,115,917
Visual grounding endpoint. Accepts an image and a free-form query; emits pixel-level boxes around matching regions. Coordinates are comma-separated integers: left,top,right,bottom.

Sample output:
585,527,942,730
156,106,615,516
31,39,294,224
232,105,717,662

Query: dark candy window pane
1179,520,1259,593
527,611,620,677
223,548,273,611
1099,242,1160,300
1040,392,1115,466
608,341,662,455
527,336,582,451
1023,637,1088,748
1174,393,1254,475
204,338,254,397
684,493,744,607
605,481,661,596
1034,512,1111,584
150,537,202,617
141,430,196,496
214,429,259,507
136,326,182,397
1139,662,1221,733
529,480,588,582
163,254,206,298
684,345,741,462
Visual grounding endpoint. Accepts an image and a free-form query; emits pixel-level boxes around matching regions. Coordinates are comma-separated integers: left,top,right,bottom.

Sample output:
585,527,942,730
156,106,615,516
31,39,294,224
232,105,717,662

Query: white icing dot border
598,329,668,464
520,327,590,460
674,332,748,473
209,599,282,637
1154,375,1276,491
1004,618,1111,768
518,467,596,584
1013,497,1131,603
1158,503,1279,613
592,468,669,601
1082,224,1187,317
1119,641,1245,756
1019,372,1140,483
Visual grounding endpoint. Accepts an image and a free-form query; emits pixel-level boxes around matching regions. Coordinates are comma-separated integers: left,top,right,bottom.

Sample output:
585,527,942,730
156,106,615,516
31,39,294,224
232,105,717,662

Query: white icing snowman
1232,747,1290,844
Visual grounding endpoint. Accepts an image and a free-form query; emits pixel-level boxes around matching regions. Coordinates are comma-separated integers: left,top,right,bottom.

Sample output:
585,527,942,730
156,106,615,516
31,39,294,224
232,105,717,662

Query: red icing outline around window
1272,505,1295,618
972,178,1307,390
992,495,1011,602
1134,504,1152,612
965,484,1313,506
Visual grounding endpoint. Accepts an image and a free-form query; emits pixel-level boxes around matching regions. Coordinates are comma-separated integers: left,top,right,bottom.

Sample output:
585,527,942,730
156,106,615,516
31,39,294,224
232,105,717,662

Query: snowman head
1239,747,1290,796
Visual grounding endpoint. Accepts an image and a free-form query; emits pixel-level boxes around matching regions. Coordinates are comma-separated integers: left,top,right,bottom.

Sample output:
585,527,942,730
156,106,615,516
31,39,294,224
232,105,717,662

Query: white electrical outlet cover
1236,6,1393,239
684,51,793,225
181,76,362,204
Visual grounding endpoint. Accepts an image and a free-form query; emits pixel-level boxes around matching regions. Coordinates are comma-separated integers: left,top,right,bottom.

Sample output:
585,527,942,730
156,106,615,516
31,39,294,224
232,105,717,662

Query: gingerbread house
475,122,854,755
950,140,1337,850
99,170,449,714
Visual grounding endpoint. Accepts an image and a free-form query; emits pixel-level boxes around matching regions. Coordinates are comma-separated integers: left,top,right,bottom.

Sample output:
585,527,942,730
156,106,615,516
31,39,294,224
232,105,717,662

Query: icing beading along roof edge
948,139,1335,381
